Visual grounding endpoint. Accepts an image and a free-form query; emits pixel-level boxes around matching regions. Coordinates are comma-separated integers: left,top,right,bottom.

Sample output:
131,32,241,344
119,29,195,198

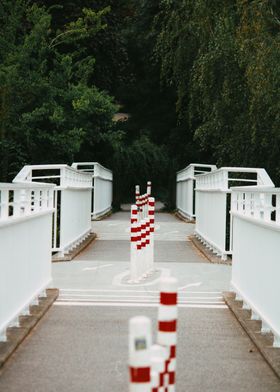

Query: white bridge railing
194,167,274,259
13,164,93,255
72,162,113,219
0,182,54,341
176,164,216,220
231,186,280,347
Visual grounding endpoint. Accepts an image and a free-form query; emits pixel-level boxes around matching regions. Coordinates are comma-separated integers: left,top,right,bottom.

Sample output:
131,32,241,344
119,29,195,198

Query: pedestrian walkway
0,212,279,391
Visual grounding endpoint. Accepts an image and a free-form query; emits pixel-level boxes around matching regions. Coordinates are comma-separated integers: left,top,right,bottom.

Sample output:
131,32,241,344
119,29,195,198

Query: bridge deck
0,212,279,391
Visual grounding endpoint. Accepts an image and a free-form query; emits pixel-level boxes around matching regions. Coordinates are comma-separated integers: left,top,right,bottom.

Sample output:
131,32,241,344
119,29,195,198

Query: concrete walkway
0,212,279,391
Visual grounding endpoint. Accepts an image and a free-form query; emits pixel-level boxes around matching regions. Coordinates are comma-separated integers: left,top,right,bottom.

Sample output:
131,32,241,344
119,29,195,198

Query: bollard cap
159,277,178,293
151,344,169,360
129,316,151,334
151,357,163,373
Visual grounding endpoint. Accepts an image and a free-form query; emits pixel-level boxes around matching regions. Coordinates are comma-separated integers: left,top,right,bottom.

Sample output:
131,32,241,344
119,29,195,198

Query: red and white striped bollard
129,205,140,283
148,197,155,273
151,344,169,392
129,316,152,392
157,277,178,392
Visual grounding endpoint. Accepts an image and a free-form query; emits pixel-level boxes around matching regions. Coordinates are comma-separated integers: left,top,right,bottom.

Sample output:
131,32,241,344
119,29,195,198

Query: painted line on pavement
59,294,223,300
56,298,225,304
54,301,227,309
82,264,113,271
59,289,223,294
112,268,170,287
178,282,202,290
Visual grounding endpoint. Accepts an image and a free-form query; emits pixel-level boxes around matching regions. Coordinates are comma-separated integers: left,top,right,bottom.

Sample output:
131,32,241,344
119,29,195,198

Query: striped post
151,345,169,392
147,181,152,196
140,219,147,279
145,193,149,219
130,205,140,283
129,316,152,392
157,277,178,392
148,197,155,273
135,185,140,206
139,194,144,217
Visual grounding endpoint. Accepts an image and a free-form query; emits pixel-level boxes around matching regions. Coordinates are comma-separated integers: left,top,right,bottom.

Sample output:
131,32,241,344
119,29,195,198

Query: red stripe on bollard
150,218,155,224
129,367,150,383
160,292,178,306
169,371,175,384
158,320,177,332
170,345,176,358
159,372,164,387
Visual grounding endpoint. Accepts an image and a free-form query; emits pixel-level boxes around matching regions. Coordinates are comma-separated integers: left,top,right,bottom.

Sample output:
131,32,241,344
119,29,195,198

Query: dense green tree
0,0,116,180
1,0,279,202
155,0,280,183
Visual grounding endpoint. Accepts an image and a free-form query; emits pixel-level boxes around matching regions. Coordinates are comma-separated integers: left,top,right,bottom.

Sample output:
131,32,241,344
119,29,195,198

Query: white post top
150,344,168,360
160,277,178,293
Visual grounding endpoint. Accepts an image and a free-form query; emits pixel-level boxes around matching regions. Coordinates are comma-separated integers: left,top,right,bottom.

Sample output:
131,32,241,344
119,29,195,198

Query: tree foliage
0,0,279,203
155,0,280,182
0,0,116,180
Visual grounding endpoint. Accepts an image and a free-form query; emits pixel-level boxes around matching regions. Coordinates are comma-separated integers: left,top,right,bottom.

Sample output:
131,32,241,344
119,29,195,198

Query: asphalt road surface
0,211,279,391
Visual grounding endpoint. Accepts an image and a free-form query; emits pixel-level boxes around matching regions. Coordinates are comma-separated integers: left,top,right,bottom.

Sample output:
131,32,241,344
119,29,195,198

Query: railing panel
195,190,227,257
13,164,93,255
60,188,92,251
72,162,113,219
194,167,274,259
0,183,54,341
176,164,216,220
231,187,280,346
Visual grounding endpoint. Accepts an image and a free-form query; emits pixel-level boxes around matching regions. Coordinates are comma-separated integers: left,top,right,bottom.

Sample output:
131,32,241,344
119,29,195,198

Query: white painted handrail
0,183,54,341
231,186,280,347
196,167,274,191
194,167,274,259
13,164,93,255
176,163,216,220
14,164,92,188
72,162,113,219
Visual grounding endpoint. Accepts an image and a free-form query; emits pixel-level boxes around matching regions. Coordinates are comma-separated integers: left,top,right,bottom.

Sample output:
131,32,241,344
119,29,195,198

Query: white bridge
176,163,279,347
0,160,279,386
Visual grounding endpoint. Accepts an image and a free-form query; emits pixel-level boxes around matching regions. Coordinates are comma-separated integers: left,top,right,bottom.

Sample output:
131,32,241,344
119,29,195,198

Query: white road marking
59,294,224,301
57,298,224,304
54,301,228,309
112,268,171,287
59,289,223,294
178,282,202,290
82,264,113,271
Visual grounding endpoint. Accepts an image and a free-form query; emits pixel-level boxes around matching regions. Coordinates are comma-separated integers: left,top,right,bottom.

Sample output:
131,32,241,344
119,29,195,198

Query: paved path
0,212,279,391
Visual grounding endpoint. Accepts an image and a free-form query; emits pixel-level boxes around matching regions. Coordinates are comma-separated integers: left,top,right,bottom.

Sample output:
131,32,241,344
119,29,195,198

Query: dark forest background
0,0,279,207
